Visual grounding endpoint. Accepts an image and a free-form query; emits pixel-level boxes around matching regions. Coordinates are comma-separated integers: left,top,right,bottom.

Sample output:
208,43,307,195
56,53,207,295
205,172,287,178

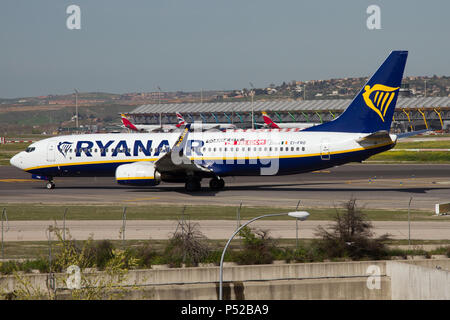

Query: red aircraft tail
262,112,279,129
121,114,139,131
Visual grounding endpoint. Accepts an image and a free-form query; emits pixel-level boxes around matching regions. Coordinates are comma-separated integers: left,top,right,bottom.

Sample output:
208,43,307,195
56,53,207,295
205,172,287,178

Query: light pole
249,82,255,129
218,211,310,300
157,86,162,127
74,89,79,130
408,196,412,248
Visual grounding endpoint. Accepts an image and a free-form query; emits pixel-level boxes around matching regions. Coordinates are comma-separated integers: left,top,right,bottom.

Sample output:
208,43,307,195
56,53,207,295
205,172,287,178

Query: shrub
232,226,277,265
133,243,157,268
163,219,210,267
315,198,391,260
86,240,115,270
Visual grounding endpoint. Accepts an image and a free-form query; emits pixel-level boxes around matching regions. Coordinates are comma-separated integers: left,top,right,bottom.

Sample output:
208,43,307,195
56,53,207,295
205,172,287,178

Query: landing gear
209,177,225,190
46,181,55,189
185,178,201,192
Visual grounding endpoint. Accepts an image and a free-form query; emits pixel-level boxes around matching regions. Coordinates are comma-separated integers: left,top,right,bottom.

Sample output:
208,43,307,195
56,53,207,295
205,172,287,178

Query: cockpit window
25,147,36,153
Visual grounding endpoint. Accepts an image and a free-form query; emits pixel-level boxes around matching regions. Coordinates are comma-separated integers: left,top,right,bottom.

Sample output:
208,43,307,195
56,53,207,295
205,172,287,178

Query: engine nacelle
115,162,161,186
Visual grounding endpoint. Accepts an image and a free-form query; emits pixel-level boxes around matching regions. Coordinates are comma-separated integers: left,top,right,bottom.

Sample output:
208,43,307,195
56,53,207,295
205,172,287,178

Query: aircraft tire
209,177,225,190
46,181,55,189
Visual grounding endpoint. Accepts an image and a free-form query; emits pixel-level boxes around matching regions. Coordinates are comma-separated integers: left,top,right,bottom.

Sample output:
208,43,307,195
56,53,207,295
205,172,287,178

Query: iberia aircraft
260,111,319,130
10,51,408,192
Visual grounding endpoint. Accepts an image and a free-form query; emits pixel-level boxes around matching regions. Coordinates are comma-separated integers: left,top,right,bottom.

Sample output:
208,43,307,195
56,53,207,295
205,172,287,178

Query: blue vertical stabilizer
304,51,408,133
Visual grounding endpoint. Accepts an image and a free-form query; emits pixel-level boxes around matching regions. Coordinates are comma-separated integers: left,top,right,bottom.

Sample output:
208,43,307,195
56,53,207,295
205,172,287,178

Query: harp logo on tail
362,84,399,122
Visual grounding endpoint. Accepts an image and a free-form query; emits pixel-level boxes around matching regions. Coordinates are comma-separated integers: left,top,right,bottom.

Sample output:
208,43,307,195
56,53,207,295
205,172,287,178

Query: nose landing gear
45,180,55,189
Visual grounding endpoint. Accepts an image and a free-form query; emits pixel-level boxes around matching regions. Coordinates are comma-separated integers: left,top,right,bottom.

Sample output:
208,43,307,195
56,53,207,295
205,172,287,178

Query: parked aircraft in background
121,114,178,132
176,112,236,130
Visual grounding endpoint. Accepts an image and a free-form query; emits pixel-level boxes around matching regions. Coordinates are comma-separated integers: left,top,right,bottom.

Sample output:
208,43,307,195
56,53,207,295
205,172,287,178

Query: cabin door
320,140,330,160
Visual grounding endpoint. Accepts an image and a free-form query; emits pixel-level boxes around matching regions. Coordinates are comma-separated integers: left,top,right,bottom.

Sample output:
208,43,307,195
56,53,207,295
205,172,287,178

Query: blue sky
0,0,449,98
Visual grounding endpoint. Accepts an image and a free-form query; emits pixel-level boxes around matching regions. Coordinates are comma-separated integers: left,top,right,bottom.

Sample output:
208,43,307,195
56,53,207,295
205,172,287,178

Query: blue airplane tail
304,51,408,133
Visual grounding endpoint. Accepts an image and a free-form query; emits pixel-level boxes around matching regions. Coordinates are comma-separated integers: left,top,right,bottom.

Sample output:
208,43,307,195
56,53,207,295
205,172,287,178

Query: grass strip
0,203,446,221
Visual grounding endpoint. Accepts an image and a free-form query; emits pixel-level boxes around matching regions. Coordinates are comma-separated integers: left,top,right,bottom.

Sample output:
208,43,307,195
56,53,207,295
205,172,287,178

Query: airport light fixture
218,211,310,300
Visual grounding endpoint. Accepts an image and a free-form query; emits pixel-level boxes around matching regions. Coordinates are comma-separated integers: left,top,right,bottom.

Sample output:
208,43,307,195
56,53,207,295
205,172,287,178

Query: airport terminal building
123,96,450,132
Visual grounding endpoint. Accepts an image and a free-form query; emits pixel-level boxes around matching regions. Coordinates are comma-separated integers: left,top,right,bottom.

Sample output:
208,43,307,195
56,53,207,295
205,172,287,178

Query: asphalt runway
1,163,450,210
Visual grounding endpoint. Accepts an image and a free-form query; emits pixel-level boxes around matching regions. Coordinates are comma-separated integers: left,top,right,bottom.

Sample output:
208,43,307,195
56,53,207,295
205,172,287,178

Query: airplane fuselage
10,129,396,179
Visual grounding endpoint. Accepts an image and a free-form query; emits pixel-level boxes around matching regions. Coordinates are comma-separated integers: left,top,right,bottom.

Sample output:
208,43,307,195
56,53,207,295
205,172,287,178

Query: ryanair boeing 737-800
10,51,409,191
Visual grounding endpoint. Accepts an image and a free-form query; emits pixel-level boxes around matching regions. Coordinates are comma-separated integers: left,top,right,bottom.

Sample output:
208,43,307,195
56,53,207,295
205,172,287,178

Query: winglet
172,123,191,152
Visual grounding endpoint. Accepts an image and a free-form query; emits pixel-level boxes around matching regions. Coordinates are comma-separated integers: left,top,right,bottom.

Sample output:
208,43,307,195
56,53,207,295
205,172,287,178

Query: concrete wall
387,261,450,300
1,259,449,300
54,277,390,300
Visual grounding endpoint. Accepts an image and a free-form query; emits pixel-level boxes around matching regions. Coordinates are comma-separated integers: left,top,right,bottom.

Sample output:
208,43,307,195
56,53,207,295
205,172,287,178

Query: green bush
232,226,277,265
132,243,157,268
0,259,49,275
88,240,114,270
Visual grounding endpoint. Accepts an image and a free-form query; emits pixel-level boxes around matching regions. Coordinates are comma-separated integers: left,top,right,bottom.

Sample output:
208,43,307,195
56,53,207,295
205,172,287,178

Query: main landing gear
184,177,225,192
209,177,225,190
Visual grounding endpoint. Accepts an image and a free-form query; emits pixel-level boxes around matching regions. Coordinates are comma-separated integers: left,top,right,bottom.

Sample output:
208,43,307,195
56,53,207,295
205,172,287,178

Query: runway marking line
0,179,38,182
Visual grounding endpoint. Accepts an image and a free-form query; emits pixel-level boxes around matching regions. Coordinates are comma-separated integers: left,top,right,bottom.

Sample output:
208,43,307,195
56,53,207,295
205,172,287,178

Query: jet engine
115,162,161,186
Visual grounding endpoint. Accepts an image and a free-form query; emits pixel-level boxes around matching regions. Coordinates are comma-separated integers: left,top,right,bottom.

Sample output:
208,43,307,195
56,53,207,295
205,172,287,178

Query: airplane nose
10,154,23,169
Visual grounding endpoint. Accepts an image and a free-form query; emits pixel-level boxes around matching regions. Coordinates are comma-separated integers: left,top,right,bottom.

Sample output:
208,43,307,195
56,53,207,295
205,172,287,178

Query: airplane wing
154,124,214,176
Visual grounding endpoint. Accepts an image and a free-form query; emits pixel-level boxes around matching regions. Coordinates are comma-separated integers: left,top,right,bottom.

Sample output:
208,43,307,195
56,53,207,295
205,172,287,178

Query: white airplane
11,51,410,192
176,112,236,131
120,114,179,132
260,111,319,130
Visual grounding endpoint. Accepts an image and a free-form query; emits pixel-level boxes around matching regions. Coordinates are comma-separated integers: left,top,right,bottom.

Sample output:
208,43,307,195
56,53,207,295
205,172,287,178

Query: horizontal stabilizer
397,129,429,139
